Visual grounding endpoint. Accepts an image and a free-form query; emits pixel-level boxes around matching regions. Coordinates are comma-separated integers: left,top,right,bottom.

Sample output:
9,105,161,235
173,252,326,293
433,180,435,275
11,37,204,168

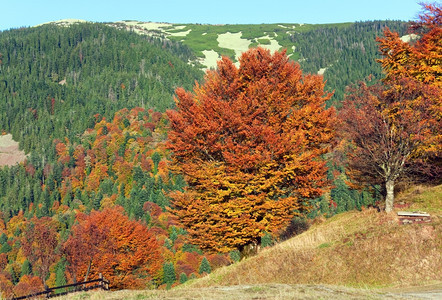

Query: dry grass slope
190,185,441,289
52,284,428,299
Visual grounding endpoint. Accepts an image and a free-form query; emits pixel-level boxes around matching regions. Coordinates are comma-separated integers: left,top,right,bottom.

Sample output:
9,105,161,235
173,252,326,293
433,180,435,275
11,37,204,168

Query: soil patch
0,134,27,166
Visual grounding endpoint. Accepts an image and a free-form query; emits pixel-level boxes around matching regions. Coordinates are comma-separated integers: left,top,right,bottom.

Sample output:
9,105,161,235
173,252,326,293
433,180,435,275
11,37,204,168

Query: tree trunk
84,260,92,282
385,179,395,212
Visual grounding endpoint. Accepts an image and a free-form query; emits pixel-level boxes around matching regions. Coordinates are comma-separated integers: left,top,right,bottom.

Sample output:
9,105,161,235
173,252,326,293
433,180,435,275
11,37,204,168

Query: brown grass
189,185,442,289
52,283,413,299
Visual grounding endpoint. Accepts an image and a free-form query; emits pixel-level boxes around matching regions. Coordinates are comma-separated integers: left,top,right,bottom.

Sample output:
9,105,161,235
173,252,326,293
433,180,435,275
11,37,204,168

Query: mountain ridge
31,19,409,105
36,19,406,71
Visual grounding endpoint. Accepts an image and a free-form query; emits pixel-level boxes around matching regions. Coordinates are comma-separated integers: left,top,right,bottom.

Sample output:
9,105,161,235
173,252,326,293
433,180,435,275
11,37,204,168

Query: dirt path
54,283,442,299
382,283,442,299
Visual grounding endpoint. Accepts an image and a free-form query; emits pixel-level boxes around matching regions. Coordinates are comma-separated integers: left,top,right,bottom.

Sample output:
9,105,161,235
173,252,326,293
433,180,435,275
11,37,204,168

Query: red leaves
21,217,59,282
63,207,162,289
167,47,336,253
13,275,44,298
339,77,441,211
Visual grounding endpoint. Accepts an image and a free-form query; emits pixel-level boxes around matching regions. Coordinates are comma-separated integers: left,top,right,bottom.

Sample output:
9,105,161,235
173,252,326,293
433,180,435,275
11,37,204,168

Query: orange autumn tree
63,207,162,289
340,3,441,212
21,217,59,283
167,47,336,253
377,3,442,180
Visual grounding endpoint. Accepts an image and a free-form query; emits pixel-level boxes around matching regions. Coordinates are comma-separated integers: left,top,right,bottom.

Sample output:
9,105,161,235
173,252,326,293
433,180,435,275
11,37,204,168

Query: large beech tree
377,3,442,181
167,47,336,253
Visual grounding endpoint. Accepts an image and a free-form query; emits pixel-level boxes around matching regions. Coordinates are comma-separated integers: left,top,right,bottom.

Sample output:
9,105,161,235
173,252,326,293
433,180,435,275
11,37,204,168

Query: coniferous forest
0,8,440,296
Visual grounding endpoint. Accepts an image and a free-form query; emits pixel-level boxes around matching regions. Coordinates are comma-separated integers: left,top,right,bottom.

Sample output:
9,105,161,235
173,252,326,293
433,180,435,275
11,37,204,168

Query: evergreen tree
55,263,67,293
163,262,176,288
93,191,103,210
260,232,273,248
8,265,19,284
198,257,211,275
229,250,241,263
21,260,32,277
0,242,12,254
0,233,7,245
179,272,188,284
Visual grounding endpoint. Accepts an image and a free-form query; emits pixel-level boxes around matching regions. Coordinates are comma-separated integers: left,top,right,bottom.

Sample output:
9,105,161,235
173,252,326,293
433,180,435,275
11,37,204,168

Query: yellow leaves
378,6,442,88
168,47,335,253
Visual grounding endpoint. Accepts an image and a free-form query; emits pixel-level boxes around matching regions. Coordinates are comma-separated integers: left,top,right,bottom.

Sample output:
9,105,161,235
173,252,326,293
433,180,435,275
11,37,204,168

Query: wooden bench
397,211,431,225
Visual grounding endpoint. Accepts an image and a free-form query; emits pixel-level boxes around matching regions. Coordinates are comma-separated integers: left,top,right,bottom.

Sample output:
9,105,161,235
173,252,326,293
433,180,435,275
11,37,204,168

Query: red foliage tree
0,272,13,299
340,3,442,211
167,47,336,253
13,275,44,298
339,78,440,212
21,217,59,282
63,207,162,289
376,3,442,181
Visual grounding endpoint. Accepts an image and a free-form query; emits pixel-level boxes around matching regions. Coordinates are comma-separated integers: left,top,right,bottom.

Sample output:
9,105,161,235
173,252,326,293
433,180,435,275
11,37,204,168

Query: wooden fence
10,274,109,300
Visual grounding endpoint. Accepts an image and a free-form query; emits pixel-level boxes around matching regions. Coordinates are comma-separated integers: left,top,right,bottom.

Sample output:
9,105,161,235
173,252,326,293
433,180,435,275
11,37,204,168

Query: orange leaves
374,3,442,183
63,207,162,289
377,3,442,88
13,275,44,298
55,107,170,200
167,47,336,253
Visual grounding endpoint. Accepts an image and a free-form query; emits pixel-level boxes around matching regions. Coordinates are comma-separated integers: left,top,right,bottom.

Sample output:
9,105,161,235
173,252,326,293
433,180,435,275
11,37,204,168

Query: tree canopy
340,3,442,211
167,47,336,253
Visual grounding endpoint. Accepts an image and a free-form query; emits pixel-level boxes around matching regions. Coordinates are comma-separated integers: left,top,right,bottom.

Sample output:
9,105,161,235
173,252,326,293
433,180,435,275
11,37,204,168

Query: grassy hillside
55,284,432,299
53,185,441,299
188,185,441,289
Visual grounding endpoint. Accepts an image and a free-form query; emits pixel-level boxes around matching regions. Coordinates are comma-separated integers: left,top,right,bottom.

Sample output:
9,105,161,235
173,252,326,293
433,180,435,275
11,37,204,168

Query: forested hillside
0,24,209,296
0,14,435,298
291,21,408,104
0,23,203,155
125,20,408,104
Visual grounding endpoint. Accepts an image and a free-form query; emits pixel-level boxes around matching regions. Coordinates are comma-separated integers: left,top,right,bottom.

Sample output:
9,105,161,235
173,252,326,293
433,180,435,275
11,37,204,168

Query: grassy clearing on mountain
167,23,337,59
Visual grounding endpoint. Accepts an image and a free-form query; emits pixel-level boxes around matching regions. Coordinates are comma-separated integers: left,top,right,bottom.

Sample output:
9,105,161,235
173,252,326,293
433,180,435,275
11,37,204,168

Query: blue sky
1,0,424,31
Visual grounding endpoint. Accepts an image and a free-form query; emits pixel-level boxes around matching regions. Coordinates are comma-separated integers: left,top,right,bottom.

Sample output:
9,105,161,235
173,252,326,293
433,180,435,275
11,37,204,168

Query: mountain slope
111,20,409,105
0,23,203,155
36,19,409,105
52,185,442,299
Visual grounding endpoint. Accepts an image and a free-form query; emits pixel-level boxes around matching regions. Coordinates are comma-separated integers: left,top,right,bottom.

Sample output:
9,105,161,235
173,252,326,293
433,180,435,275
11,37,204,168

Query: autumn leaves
167,48,336,253
339,3,441,211
3,4,439,294
64,207,162,289
167,3,441,250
